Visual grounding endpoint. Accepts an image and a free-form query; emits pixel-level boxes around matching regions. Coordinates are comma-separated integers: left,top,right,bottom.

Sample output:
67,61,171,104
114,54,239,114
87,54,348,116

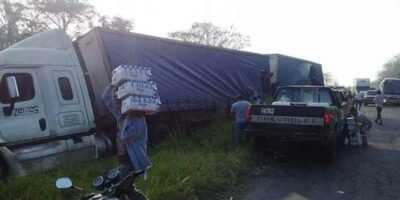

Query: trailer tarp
99,30,268,110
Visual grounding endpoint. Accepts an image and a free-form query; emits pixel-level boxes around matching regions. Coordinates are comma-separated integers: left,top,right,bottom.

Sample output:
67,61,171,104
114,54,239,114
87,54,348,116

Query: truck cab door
50,70,90,135
0,68,50,143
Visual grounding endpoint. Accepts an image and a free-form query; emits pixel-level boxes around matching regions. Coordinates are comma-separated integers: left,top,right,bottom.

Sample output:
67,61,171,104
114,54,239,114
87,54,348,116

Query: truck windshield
382,80,400,95
356,86,370,91
366,90,377,95
275,87,332,104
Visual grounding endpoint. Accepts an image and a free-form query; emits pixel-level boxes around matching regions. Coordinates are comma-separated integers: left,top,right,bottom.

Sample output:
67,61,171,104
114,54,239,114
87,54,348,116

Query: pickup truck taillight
246,105,252,121
323,111,332,125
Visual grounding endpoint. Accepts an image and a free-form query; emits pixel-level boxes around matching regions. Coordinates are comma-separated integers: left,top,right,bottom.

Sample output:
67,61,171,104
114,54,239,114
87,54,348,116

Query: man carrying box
102,85,151,200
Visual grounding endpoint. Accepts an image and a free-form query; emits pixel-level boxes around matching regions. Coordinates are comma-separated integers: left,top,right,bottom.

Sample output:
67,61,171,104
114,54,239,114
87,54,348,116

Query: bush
0,121,252,200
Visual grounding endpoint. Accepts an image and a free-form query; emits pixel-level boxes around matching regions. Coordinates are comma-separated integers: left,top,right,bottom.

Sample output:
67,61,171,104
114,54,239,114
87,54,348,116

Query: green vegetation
0,121,253,200
375,54,400,85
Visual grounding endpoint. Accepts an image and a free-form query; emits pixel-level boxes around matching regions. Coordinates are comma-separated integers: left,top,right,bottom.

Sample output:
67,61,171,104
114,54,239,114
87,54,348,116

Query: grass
0,121,253,200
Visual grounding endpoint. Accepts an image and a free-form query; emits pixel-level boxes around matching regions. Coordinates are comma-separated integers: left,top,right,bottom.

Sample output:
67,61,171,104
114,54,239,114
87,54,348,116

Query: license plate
260,108,274,114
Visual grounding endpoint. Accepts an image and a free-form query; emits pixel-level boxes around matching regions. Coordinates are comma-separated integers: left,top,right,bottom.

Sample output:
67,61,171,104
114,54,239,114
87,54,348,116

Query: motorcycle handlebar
103,170,145,193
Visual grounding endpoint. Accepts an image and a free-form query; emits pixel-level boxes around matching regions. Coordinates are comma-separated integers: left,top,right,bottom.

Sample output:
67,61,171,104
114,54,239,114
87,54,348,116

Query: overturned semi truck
0,27,323,178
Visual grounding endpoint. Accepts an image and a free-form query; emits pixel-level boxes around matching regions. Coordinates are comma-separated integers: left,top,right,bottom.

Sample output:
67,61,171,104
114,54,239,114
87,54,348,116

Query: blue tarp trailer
74,27,323,137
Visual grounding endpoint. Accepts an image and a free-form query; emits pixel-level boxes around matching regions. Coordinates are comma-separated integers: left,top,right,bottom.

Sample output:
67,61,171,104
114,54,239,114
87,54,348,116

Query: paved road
240,106,400,200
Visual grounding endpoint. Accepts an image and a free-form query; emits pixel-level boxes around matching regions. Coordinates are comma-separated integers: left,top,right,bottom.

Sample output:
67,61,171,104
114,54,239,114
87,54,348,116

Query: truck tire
95,135,114,157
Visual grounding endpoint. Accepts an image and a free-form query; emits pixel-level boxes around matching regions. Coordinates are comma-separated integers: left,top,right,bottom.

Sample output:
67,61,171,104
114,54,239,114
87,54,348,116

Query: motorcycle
56,168,147,200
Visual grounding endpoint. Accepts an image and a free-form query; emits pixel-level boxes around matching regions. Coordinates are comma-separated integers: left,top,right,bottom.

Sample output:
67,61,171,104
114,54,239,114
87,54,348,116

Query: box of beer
111,65,152,86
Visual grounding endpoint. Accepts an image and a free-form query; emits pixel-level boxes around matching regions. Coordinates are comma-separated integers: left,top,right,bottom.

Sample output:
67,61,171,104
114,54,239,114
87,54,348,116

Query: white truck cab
0,30,103,178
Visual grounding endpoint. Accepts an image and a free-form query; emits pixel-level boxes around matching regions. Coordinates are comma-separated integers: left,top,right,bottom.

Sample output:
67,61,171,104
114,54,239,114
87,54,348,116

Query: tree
29,0,95,32
375,54,400,85
0,0,26,50
18,2,49,39
323,72,338,86
168,22,250,49
99,15,134,32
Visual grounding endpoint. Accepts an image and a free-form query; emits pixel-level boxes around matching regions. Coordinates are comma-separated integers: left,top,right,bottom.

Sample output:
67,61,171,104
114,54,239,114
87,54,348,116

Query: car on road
363,90,377,106
245,86,347,161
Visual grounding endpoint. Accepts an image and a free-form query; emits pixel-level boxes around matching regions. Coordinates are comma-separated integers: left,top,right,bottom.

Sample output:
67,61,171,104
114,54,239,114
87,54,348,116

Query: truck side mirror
2,76,19,116
6,76,20,99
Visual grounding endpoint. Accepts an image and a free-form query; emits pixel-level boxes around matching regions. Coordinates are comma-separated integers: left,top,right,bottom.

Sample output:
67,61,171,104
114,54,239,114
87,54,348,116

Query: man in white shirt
374,90,384,125
354,91,364,110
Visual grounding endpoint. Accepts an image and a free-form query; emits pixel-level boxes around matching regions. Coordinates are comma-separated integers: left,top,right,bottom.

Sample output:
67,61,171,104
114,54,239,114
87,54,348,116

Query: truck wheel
95,135,114,157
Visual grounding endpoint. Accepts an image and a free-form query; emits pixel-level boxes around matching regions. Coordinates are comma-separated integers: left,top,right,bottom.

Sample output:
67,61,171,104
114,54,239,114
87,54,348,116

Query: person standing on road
347,91,353,102
102,85,151,200
374,90,384,125
231,94,251,145
354,91,363,110
350,107,372,146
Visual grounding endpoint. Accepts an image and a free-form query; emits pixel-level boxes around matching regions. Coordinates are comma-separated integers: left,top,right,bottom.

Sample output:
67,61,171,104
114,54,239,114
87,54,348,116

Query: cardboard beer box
117,81,158,99
121,95,161,115
346,117,357,130
111,65,152,86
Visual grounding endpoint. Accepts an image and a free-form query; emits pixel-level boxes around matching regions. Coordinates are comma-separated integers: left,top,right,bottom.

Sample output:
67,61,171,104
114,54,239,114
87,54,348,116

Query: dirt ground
239,105,400,200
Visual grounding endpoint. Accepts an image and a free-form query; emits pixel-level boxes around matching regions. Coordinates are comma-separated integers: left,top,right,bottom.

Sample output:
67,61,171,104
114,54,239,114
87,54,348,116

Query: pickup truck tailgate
247,105,328,133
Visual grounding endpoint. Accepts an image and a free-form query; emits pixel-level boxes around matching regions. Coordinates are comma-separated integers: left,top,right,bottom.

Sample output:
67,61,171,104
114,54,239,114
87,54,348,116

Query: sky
89,0,400,86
